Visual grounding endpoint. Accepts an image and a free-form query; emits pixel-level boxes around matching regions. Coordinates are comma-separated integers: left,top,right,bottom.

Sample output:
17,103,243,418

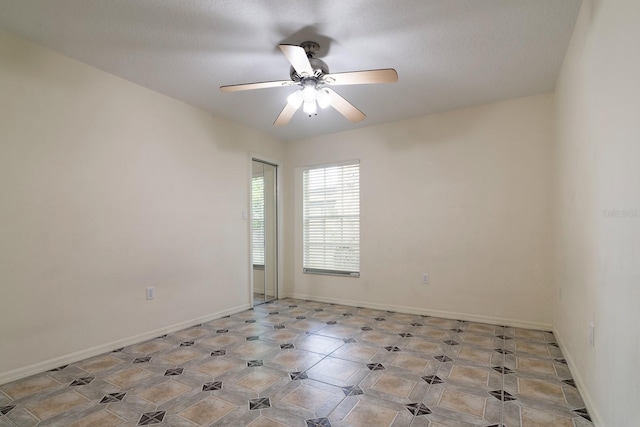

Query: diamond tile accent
421,375,444,385
274,324,286,329
434,355,453,362
342,385,364,396
451,328,464,332
180,341,194,346
289,371,309,380
111,348,124,353
99,392,126,403
366,363,385,371
443,340,459,345
138,411,165,425
269,311,279,315
245,319,256,323
361,326,373,331
248,360,264,367
495,335,513,340
405,402,432,416
246,336,260,341
216,329,229,334
574,408,591,421
343,313,353,316
384,346,401,352
399,333,413,337
48,365,68,372
562,379,577,388
555,358,568,365
211,350,226,356
0,405,16,415
249,397,271,410
411,323,423,327
489,390,517,401
203,381,223,391
164,368,183,376
156,334,168,339
296,316,307,320
494,348,513,354
492,366,514,374
374,317,386,321
306,417,332,427
289,305,298,308
280,343,294,349
133,357,151,363
326,321,337,325
69,377,94,386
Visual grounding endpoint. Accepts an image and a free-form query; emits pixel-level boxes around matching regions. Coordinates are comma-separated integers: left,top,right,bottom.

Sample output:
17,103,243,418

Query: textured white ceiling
0,0,581,141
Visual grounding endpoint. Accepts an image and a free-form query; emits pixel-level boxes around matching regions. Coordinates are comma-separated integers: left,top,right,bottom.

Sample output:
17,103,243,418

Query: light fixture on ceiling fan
220,41,398,126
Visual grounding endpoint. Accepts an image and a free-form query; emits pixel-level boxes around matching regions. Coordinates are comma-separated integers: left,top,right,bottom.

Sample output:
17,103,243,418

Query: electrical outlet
589,322,595,347
146,287,155,300
422,273,429,284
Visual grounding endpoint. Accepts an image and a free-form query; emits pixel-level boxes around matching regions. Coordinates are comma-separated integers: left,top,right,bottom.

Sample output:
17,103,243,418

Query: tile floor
0,299,593,427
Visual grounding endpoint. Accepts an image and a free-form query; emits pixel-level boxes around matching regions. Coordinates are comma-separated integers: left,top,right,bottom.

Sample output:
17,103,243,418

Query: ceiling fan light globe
287,90,303,108
303,100,317,116
316,88,331,109
302,83,317,103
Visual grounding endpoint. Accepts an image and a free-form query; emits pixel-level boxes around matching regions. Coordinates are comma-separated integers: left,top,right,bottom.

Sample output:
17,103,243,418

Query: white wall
284,94,555,329
553,0,640,425
0,31,284,383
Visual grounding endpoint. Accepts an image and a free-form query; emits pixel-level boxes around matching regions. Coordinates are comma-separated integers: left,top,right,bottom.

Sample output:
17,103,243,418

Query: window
303,162,360,276
251,175,264,266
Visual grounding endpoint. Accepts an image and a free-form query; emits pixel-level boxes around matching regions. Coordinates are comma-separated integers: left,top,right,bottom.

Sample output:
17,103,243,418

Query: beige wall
284,94,555,329
0,31,284,383
554,0,640,425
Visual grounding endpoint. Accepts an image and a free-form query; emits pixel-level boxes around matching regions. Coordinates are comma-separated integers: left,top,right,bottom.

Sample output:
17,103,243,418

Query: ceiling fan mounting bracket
300,41,320,58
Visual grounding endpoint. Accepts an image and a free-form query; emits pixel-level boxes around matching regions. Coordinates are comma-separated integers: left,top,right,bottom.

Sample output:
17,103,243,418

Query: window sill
303,268,359,278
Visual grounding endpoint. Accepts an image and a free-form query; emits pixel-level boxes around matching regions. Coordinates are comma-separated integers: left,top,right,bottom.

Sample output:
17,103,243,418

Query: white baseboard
0,303,250,386
553,327,602,427
283,292,552,331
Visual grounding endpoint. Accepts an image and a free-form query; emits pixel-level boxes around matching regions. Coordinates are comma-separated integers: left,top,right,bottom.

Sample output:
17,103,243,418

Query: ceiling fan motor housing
290,58,329,82
290,41,329,82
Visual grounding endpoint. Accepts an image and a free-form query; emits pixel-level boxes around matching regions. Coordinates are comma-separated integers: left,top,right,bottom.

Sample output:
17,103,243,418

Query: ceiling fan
220,41,398,126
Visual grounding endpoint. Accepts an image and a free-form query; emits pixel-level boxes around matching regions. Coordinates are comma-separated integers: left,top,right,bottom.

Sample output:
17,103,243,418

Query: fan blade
323,69,398,86
279,44,313,76
220,80,295,92
325,88,366,123
273,101,299,126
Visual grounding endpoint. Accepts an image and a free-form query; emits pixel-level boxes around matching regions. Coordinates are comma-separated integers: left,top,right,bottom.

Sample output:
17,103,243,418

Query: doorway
251,159,278,306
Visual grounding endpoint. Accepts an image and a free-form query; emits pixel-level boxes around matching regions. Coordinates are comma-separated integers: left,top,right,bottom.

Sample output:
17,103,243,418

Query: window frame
302,160,360,278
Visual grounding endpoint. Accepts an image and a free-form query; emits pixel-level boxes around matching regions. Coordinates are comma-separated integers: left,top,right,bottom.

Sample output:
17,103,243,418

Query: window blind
303,162,360,276
251,175,265,266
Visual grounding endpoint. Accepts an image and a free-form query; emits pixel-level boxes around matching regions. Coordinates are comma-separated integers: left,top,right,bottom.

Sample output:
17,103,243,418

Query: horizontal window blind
303,162,359,276
251,175,265,266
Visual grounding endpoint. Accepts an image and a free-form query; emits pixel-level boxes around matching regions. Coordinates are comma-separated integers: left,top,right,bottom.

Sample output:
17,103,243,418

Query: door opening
251,159,278,306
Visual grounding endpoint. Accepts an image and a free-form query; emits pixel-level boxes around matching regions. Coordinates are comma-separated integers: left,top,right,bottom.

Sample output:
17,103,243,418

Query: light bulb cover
302,82,317,103
287,90,303,108
303,100,317,115
316,88,331,109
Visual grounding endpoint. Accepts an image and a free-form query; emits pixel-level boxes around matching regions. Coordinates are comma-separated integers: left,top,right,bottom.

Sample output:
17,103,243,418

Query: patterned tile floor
0,299,594,427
